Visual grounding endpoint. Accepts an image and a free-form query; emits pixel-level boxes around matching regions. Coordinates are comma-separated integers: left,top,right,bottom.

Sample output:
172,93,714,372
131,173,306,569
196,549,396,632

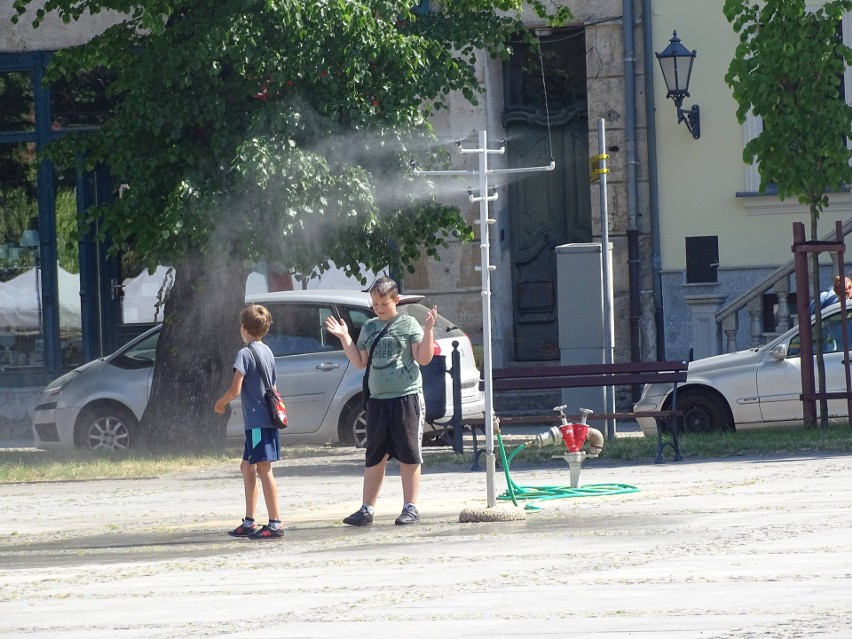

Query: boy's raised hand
325,315,350,339
424,305,438,331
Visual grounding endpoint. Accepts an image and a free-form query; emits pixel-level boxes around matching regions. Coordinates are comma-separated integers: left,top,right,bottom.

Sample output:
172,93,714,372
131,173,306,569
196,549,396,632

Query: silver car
31,289,485,451
634,302,852,437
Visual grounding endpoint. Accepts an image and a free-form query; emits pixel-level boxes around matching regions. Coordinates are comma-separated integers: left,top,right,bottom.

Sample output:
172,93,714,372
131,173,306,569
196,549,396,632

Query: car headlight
41,370,79,397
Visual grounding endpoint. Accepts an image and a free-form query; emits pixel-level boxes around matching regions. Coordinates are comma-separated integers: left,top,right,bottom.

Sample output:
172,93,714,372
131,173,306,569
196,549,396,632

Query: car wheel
676,390,732,434
75,404,137,451
339,402,368,448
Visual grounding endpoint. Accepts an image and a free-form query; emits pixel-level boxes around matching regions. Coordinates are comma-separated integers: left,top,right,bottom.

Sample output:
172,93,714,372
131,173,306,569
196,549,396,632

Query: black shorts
364,392,424,467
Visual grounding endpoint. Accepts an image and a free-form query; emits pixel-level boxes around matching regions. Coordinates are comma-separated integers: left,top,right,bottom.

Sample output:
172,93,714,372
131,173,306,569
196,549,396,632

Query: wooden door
506,122,591,360
503,28,591,360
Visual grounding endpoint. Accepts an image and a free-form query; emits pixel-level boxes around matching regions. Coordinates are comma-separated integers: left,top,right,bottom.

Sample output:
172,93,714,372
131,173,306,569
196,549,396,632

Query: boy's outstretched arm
325,316,368,369
214,369,244,413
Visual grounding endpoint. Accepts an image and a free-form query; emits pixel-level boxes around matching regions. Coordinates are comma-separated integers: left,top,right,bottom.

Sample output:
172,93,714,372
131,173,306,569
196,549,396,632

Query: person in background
325,276,436,527
214,303,284,540
811,275,852,312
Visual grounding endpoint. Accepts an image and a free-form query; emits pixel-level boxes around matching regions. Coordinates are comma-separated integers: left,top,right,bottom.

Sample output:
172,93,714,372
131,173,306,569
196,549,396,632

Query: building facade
651,1,852,363
2,0,696,436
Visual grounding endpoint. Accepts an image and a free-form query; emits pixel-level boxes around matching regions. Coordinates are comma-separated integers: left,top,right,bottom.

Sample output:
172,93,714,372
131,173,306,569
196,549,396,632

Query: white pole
476,130,498,507
598,118,616,439
412,130,553,509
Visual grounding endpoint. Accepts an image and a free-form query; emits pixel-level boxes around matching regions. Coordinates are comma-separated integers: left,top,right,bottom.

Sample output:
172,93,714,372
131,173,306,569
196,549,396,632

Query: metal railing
714,217,852,352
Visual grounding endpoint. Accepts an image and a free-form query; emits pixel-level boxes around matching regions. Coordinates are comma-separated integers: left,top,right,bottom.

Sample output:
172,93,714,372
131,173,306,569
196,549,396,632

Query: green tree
724,0,852,425
12,0,569,447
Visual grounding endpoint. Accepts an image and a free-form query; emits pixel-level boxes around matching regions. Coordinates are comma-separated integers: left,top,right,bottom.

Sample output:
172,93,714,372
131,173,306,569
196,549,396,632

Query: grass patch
0,443,355,484
4,425,852,484
0,447,244,484
421,424,852,468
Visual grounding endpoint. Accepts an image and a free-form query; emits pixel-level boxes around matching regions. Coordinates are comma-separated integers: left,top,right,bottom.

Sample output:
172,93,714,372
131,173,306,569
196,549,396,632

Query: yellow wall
652,0,851,272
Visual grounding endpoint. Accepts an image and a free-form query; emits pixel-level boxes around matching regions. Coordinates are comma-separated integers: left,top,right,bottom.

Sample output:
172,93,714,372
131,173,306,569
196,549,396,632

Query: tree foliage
12,0,570,446
724,0,852,424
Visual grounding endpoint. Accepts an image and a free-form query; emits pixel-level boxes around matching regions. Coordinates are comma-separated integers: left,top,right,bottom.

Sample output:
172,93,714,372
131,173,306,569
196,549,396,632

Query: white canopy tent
0,266,82,331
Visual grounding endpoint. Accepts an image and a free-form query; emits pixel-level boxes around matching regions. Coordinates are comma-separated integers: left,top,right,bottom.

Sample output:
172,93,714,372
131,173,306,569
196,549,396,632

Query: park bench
464,360,689,464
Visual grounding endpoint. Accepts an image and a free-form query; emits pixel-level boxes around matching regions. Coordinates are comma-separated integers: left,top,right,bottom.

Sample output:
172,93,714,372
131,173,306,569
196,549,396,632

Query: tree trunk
140,253,248,449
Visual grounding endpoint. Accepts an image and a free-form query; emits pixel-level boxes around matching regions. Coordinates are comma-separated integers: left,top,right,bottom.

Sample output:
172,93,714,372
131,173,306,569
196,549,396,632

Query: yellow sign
590,153,609,183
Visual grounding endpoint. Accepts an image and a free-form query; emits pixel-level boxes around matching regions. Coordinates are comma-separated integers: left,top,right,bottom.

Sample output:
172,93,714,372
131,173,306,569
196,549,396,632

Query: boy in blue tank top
214,303,284,540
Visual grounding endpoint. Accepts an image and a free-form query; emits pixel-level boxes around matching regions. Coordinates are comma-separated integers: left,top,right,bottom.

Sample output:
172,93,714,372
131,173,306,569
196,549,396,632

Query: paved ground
1,438,852,638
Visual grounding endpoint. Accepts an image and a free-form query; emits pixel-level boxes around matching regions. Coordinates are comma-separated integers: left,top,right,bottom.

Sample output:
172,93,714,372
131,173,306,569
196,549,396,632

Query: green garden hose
496,431,639,512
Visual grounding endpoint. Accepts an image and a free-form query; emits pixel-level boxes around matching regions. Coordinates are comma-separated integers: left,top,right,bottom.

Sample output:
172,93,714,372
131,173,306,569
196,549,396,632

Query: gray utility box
555,242,611,415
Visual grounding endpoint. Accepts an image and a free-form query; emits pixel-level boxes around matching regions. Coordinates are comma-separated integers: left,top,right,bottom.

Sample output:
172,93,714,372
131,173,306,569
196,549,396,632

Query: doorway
503,29,592,361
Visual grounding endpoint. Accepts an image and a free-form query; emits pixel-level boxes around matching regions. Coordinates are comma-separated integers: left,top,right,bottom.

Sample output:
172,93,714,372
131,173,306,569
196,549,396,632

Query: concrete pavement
1,443,851,638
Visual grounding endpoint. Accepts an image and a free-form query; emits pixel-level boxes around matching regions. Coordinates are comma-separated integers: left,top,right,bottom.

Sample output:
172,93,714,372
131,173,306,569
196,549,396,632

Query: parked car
634,302,852,437
31,289,485,451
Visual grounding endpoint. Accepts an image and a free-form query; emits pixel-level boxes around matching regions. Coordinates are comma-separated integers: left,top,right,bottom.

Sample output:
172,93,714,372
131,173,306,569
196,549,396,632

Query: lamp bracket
677,103,701,139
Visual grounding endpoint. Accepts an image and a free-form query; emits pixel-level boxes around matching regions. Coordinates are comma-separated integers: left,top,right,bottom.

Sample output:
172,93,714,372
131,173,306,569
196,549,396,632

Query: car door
755,342,804,423
265,302,350,434
820,307,852,419
757,307,852,423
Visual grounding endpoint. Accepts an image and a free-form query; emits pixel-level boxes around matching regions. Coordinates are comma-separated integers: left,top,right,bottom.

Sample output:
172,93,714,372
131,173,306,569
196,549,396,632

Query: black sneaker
395,505,420,526
343,508,374,527
228,522,260,538
248,524,285,540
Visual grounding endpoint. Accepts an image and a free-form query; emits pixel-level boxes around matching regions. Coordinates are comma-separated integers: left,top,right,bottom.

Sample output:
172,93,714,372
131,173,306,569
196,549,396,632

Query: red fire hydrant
558,423,589,452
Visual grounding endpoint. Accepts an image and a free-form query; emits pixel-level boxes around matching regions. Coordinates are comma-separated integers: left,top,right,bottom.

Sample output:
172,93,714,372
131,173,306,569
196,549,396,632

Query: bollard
450,340,463,455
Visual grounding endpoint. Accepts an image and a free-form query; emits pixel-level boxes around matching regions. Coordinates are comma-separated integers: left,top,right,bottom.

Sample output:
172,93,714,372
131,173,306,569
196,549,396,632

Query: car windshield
111,330,159,369
401,304,465,338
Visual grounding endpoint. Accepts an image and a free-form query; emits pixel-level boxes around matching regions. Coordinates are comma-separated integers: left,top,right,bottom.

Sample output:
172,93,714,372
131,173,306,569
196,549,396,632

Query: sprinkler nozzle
527,426,563,448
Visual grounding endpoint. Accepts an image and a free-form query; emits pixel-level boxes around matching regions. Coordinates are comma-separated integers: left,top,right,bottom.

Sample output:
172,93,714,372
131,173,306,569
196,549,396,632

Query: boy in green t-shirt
325,276,436,526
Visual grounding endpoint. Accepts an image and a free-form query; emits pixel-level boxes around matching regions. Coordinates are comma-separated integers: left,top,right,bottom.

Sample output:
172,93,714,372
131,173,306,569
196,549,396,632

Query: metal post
450,341,464,454
472,130,498,506
598,119,616,440
413,130,554,508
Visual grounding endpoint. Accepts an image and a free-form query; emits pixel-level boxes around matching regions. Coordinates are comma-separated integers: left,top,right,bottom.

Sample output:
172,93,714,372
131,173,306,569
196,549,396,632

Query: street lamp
655,31,700,139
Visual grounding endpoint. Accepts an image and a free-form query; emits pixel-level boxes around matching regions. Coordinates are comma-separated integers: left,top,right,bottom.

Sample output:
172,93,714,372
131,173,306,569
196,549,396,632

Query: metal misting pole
464,130,500,505
414,130,554,508
598,118,616,440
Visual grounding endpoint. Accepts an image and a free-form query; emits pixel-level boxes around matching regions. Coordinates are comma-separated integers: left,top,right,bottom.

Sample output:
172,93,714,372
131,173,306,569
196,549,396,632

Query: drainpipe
642,0,666,359
623,0,642,372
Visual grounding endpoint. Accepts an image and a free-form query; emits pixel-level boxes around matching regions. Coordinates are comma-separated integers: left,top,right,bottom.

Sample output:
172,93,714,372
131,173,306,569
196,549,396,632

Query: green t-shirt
357,314,424,399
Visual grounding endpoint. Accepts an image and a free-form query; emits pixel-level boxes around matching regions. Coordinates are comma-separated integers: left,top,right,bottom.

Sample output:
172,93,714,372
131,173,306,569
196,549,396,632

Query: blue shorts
242,428,280,464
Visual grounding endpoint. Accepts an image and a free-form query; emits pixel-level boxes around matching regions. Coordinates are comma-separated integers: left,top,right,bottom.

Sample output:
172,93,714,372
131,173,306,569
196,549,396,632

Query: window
266,304,333,356
788,308,852,356
685,236,719,284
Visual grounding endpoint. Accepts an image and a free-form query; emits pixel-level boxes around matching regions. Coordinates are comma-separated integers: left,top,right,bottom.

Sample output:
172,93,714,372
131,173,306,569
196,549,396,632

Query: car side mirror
770,343,788,361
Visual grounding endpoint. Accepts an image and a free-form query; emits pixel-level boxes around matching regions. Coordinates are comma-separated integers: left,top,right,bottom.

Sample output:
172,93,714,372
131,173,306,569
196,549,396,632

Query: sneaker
342,508,374,527
395,505,420,526
227,522,260,537
248,524,285,540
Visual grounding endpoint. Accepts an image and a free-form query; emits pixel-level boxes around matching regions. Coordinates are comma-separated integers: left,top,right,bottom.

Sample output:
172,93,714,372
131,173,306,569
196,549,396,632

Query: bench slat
491,360,688,379
491,371,686,391
464,410,681,426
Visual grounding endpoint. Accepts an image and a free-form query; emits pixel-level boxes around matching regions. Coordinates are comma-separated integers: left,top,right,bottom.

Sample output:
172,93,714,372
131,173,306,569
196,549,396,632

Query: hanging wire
537,41,555,163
